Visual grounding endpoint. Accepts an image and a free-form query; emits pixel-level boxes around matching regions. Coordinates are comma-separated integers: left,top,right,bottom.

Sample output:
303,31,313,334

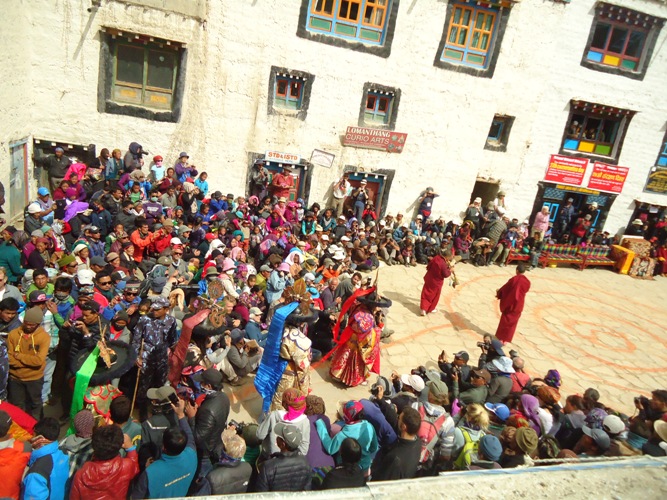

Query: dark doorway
469,179,500,207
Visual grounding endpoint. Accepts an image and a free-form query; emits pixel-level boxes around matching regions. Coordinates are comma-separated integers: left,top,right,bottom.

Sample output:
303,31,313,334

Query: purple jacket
307,415,336,469
360,399,398,449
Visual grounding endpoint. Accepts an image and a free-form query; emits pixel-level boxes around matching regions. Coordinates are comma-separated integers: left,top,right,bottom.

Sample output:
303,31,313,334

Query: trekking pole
130,339,145,417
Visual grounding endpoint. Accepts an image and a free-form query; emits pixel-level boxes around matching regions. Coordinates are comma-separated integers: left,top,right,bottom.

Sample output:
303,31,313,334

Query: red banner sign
544,154,589,186
343,126,407,153
587,162,629,193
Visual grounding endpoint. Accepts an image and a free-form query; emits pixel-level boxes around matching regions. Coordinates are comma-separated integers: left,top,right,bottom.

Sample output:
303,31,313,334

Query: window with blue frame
274,75,304,110
306,0,392,46
485,114,514,152
441,2,499,69
656,135,667,166
358,83,400,129
364,90,393,125
561,100,634,160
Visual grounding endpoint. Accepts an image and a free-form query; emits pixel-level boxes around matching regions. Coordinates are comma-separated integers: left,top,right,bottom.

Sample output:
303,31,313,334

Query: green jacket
0,243,25,282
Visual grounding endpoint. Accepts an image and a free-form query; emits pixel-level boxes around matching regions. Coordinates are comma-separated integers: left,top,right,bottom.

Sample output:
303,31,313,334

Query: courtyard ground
227,263,667,422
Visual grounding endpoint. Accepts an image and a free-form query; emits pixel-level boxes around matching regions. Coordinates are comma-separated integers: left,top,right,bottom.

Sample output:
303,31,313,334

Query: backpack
416,404,448,474
453,428,484,469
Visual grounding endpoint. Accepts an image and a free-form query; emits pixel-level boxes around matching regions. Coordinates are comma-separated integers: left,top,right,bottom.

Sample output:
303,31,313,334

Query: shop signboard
587,162,629,193
310,149,335,168
544,154,589,186
343,126,407,153
265,150,301,164
643,166,667,195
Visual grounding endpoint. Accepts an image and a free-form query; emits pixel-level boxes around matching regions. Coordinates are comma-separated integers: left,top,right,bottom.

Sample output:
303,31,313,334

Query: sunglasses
172,252,183,256
98,281,112,286
124,291,138,296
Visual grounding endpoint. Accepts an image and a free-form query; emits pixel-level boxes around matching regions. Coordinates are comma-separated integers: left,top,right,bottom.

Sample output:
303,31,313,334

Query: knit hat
479,434,503,462
73,410,95,438
23,306,44,324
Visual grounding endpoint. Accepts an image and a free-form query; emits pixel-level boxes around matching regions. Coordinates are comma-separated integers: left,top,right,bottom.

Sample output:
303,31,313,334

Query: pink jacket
533,212,550,233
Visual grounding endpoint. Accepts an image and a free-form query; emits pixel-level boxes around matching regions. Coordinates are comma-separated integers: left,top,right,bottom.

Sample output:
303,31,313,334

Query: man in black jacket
38,146,72,192
192,368,230,477
371,406,422,481
255,422,311,492
206,428,252,494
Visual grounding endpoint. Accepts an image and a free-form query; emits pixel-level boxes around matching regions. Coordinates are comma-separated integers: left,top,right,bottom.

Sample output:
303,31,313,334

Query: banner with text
343,126,407,153
587,162,629,193
544,154,589,186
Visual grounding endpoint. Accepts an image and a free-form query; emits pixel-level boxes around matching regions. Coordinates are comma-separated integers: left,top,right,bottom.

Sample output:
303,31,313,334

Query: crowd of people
0,144,665,499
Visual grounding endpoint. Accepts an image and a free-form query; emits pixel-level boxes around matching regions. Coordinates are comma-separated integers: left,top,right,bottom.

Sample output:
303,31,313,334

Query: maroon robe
495,273,531,343
420,255,451,312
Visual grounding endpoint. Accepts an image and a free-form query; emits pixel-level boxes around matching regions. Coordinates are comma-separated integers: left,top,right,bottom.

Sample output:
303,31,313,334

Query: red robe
495,274,531,343
420,255,451,312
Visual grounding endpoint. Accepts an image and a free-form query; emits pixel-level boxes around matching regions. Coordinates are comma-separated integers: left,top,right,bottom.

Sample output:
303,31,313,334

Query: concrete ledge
112,0,207,21
184,457,667,499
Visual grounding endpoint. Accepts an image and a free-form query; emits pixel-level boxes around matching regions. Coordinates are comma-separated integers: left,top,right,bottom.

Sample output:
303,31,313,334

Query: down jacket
255,451,312,492
194,391,231,462
69,451,139,500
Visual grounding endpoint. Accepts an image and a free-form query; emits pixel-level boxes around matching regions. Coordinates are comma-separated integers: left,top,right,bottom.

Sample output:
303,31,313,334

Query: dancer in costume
254,280,318,413
329,287,391,387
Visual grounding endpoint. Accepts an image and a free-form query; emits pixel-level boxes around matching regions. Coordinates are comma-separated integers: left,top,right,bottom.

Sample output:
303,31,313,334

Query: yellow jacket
7,326,50,381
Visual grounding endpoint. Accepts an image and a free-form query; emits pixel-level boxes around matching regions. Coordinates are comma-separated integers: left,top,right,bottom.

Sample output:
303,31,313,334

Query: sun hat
400,374,425,392
492,356,515,374
277,262,291,273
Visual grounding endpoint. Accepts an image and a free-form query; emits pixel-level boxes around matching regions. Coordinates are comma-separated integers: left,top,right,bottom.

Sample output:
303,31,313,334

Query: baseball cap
37,187,50,196
602,415,625,436
27,203,41,214
454,351,470,362
146,385,176,402
150,296,170,309
193,368,223,387
230,328,245,343
471,368,491,384
273,422,302,450
400,374,425,392
28,291,49,303
77,269,95,286
490,339,505,356
582,425,611,451
249,307,262,317
106,252,120,263
303,273,315,282
484,402,510,422
90,256,106,267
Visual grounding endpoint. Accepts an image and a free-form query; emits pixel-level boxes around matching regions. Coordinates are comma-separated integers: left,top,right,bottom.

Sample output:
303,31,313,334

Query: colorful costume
329,288,391,387
269,326,312,411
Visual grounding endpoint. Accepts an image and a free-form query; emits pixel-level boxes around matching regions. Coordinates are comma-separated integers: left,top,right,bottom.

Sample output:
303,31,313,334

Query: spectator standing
23,417,70,500
131,399,198,499
7,307,49,419
70,424,139,500
59,409,95,492
256,422,312,492
331,172,351,217
205,428,252,495
321,437,367,490
39,146,72,192
371,406,422,481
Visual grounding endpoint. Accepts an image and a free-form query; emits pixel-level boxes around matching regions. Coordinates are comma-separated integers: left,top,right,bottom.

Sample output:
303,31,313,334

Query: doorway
469,179,500,208
343,171,387,219
9,139,29,221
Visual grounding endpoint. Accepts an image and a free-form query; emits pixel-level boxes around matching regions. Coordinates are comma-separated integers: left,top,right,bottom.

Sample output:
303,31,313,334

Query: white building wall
1,0,666,233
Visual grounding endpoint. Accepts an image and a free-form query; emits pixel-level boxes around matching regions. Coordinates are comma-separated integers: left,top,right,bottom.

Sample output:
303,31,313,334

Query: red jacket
0,439,30,499
69,450,139,500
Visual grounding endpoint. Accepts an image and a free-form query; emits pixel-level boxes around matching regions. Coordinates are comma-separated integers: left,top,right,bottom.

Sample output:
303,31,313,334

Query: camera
476,341,488,350
229,419,245,436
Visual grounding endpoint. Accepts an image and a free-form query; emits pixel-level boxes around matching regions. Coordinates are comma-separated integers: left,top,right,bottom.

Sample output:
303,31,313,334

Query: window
364,91,392,125
274,76,305,110
582,3,665,79
561,101,635,160
358,83,400,129
485,115,514,152
100,28,186,122
299,0,398,57
441,2,498,69
113,41,178,109
267,67,315,120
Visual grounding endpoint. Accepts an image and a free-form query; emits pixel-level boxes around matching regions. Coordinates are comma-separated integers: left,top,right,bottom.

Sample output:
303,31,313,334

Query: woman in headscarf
315,400,378,474
256,388,311,459
329,288,391,387
519,394,544,436
72,243,90,271
181,182,200,220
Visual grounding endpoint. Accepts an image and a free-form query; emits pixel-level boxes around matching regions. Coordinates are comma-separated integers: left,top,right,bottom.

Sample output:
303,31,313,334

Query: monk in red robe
420,249,453,315
495,263,531,344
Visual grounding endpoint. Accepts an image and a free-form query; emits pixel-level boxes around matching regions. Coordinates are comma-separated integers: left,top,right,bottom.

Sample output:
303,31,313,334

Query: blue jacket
244,320,267,348
360,399,398,449
316,419,378,471
23,441,70,500
132,418,197,499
